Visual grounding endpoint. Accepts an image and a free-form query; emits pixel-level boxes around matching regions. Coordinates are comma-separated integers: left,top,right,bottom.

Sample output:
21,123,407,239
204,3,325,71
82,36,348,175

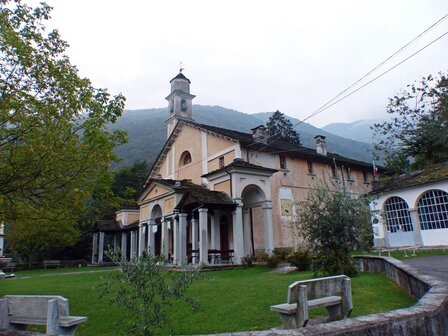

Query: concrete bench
43,260,62,269
0,295,87,335
271,275,352,328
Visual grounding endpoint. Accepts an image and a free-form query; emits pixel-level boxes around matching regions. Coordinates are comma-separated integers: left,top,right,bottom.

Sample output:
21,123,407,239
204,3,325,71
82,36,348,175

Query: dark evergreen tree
373,72,448,174
265,110,300,145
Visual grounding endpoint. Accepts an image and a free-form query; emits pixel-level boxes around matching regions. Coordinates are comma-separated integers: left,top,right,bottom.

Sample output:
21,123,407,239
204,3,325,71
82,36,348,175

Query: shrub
99,251,201,336
272,247,293,261
266,254,282,268
286,248,310,271
254,251,269,263
241,255,255,267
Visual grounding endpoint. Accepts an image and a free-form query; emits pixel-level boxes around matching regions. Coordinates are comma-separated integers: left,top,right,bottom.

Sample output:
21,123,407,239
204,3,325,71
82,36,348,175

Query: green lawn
355,248,448,260
0,266,416,335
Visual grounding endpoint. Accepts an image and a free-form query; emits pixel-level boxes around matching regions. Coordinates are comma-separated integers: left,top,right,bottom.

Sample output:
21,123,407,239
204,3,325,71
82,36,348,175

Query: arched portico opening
150,205,163,256
241,184,273,255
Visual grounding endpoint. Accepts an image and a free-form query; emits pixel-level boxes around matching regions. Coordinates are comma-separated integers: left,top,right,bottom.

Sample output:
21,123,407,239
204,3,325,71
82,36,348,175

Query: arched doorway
241,185,271,255
150,205,163,256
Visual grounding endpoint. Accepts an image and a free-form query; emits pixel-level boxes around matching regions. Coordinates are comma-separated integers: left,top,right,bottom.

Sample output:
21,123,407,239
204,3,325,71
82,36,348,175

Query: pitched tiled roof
189,121,373,168
148,120,374,181
202,158,278,178
371,162,448,194
170,72,191,83
148,179,233,206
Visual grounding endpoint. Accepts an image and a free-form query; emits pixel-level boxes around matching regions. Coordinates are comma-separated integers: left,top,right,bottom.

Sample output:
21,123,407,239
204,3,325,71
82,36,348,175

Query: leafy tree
293,180,371,277
265,110,300,145
373,72,448,173
100,251,201,336
0,1,126,257
112,160,148,205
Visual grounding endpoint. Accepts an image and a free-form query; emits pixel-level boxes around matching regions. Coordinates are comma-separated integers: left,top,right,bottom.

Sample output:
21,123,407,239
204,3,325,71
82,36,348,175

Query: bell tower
165,70,196,138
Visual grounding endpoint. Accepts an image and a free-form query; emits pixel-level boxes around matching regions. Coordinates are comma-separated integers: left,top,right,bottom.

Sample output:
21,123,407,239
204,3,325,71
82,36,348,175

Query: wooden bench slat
308,296,341,309
9,315,88,327
58,316,88,327
271,303,297,314
10,316,46,325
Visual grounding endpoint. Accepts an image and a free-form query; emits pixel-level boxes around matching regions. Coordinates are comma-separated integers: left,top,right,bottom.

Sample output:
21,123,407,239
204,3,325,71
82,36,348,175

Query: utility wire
166,19,448,177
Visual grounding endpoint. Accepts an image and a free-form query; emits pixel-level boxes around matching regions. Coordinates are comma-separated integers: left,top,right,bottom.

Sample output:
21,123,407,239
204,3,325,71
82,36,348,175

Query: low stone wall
220,256,448,336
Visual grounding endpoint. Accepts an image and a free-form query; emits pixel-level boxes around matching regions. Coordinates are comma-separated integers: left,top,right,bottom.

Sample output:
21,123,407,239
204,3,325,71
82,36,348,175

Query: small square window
331,164,338,178
363,171,370,183
279,156,287,169
307,161,314,174
346,167,352,180
219,156,225,168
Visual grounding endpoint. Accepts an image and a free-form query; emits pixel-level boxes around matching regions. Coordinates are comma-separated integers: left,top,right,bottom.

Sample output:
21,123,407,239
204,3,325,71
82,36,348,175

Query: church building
92,71,374,265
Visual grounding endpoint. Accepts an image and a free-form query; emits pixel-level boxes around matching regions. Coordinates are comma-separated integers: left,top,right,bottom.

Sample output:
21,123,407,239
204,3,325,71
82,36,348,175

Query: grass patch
354,248,448,260
0,266,416,335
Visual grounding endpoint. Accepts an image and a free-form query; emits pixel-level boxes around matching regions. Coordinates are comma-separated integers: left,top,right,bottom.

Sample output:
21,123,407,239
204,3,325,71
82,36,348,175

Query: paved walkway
401,255,448,282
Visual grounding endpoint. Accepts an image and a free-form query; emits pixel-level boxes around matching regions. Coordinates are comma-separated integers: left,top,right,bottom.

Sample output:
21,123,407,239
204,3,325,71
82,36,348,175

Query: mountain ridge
110,105,376,169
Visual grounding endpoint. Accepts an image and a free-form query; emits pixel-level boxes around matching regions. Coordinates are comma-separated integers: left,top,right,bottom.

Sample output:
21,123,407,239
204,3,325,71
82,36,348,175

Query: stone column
409,208,424,246
91,233,98,264
173,215,179,264
199,208,209,265
130,230,137,260
232,201,244,264
98,232,105,264
243,209,250,256
113,234,119,254
179,213,188,264
138,223,146,257
121,232,128,260
191,217,199,264
161,218,169,260
210,211,221,250
263,200,274,253
148,220,156,256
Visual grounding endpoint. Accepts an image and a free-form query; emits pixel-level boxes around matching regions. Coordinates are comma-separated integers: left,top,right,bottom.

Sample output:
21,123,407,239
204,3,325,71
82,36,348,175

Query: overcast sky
30,0,448,127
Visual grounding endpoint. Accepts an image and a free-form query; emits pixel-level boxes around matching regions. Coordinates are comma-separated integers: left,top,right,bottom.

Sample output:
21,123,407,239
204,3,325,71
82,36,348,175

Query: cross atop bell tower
165,68,196,138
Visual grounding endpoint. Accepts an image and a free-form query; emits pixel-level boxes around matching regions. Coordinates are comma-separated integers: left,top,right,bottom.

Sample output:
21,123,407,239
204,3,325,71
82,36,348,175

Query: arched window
383,196,413,233
417,189,448,230
179,151,192,166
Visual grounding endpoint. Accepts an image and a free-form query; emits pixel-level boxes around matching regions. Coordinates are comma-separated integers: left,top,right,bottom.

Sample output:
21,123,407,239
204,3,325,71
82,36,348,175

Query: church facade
91,72,374,265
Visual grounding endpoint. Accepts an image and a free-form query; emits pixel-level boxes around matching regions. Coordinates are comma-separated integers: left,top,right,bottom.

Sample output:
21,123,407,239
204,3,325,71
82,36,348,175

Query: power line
165,17,448,178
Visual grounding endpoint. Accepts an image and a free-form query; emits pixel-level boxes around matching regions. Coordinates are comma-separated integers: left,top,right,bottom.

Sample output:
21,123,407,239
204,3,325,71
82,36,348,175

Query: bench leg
326,303,343,322
296,285,309,327
0,299,26,331
47,299,78,336
278,312,298,329
342,277,353,318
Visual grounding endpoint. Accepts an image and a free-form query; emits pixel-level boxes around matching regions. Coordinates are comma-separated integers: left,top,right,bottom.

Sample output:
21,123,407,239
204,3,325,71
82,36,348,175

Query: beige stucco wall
267,156,373,249
207,134,234,157
214,180,231,196
208,151,235,173
143,185,171,202
164,197,175,214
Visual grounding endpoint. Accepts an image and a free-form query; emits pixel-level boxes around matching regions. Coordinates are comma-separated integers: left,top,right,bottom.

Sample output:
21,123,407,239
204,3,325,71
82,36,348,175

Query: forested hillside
109,105,375,169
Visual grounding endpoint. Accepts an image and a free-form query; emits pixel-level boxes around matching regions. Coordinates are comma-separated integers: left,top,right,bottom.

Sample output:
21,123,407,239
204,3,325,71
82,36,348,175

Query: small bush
266,254,282,268
241,255,255,267
286,248,310,271
272,247,293,261
254,251,269,263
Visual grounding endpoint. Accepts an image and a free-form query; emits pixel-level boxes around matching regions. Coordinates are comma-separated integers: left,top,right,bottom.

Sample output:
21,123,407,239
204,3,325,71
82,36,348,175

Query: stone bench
271,275,352,328
0,295,87,335
43,260,62,269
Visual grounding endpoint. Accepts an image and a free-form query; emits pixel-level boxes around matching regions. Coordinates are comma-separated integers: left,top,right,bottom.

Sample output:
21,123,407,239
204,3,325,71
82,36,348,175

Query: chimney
315,135,327,156
251,125,268,144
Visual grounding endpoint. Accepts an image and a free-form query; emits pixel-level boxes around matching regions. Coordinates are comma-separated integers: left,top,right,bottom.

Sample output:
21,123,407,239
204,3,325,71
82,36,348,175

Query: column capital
179,212,188,218
198,208,208,213
262,200,273,209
